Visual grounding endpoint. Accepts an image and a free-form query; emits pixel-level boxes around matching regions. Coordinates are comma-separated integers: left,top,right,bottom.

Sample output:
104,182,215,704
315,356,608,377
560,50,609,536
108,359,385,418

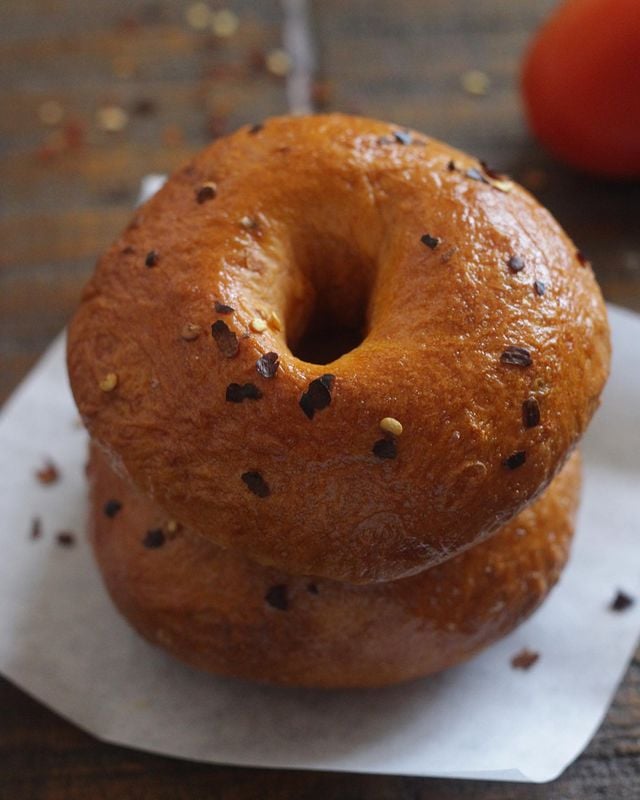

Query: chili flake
522,397,541,428
373,438,397,459
504,451,527,470
500,346,532,367
214,301,234,314
56,531,76,548
36,460,59,485
610,590,635,612
143,529,166,549
226,383,263,402
421,233,440,250
507,255,525,273
265,584,288,610
241,471,270,497
534,280,546,296
196,182,217,203
511,648,539,670
211,320,239,357
104,499,122,518
256,352,279,378
145,250,159,267
299,374,335,419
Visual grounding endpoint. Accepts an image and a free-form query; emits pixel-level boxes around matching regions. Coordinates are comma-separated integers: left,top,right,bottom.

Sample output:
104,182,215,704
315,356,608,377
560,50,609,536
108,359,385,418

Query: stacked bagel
68,114,610,687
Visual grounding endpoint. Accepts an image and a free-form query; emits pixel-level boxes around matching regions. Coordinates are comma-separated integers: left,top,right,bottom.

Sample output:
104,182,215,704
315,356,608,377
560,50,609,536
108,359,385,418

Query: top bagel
67,113,610,583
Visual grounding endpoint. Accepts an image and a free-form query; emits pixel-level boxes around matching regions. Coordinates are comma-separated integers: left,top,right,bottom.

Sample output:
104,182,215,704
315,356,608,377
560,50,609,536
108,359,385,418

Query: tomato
522,0,640,178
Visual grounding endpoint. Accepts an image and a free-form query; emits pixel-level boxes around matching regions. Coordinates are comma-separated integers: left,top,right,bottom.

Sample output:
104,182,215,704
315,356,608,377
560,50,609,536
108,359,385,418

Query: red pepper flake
465,167,487,183
299,374,335,419
576,250,589,266
534,280,546,296
103,499,122,518
56,531,76,548
511,648,539,670
143,528,166,549
507,255,525,273
447,159,457,171
265,584,288,610
610,590,635,612
421,233,440,250
256,352,280,378
307,583,319,595
241,471,270,497
480,160,501,180
248,122,263,134
373,438,397,459
30,517,42,540
226,383,263,402
36,460,60,485
522,397,541,429
196,183,217,203
211,320,239,357
145,250,159,267
500,346,533,367
392,130,412,145
121,245,135,255
504,451,527,470
214,301,234,314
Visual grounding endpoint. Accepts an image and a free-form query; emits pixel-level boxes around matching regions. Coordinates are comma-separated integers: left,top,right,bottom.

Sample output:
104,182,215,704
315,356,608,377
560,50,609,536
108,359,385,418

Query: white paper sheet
1,299,638,783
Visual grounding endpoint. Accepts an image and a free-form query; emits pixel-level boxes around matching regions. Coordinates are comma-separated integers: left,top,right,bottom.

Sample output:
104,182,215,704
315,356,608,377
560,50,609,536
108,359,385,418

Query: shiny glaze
89,446,581,688
68,114,609,582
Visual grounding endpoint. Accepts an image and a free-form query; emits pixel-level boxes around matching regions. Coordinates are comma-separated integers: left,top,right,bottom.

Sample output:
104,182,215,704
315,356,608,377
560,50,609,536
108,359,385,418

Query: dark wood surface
1,1,639,797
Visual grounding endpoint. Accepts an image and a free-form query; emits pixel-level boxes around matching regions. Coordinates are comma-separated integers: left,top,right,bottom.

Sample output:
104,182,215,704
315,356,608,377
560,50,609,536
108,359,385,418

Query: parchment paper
0,260,638,781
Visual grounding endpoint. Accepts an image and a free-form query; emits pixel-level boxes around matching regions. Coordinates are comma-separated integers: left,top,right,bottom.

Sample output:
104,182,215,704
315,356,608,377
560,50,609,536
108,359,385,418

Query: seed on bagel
144,250,159,267
250,317,267,333
380,417,403,436
214,301,234,314
99,372,118,392
180,323,202,341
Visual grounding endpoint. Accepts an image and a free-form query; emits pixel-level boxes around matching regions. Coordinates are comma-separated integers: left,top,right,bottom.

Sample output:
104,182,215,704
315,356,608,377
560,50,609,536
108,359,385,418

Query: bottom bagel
89,447,581,688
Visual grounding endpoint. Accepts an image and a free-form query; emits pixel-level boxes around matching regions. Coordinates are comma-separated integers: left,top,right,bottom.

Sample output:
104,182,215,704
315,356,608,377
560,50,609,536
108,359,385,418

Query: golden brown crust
68,114,609,582
89,446,581,688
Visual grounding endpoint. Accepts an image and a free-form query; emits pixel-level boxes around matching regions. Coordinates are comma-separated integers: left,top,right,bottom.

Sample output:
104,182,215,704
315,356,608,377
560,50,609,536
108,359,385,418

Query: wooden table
1,1,639,797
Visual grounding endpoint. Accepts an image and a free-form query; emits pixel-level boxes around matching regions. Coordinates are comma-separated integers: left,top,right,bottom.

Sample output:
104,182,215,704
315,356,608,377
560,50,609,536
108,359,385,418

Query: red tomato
522,0,640,178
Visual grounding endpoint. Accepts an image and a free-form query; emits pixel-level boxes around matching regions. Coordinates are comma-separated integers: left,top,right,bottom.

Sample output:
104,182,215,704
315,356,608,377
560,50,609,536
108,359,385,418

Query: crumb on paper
56,531,76,548
610,590,635,612
30,517,42,540
36,460,60,485
511,648,540,670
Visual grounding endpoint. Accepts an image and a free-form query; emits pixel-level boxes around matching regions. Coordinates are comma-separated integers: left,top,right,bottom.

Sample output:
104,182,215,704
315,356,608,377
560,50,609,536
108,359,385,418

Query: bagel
89,445,581,688
67,113,609,583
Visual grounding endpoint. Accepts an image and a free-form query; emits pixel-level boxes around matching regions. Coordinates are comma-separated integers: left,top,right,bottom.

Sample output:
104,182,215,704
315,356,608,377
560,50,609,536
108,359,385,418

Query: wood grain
1,0,639,798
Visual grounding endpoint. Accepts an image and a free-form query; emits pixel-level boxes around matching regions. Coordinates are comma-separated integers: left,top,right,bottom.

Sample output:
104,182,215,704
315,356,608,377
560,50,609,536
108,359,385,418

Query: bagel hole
287,236,371,365
291,308,366,365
